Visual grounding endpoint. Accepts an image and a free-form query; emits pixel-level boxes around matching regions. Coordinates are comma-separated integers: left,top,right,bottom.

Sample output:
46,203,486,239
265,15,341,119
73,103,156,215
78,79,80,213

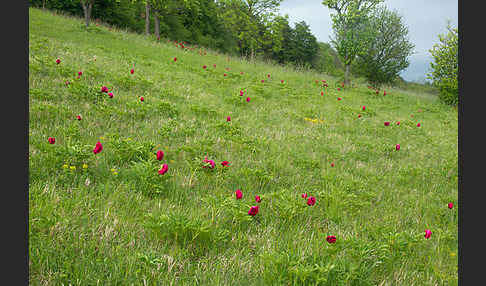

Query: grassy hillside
29,8,458,285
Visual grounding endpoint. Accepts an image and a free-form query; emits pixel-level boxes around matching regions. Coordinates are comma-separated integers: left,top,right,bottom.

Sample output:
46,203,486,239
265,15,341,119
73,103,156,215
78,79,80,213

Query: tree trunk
82,3,92,27
344,64,350,86
154,13,160,39
145,2,150,35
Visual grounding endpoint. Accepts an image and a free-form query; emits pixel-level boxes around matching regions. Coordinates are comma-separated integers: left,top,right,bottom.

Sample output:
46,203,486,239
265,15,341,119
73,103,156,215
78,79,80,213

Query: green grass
29,8,458,285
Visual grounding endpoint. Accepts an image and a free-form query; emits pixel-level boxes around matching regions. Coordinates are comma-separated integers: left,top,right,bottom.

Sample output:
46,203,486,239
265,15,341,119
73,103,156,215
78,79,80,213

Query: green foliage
427,23,458,105
353,6,415,89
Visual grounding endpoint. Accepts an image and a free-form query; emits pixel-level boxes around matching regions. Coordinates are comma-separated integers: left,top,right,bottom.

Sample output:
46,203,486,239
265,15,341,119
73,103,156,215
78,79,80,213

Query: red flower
65,80,70,86
396,121,400,125
101,86,109,93
240,72,244,75
337,97,342,101
331,162,335,167
358,114,361,118
417,123,421,127
395,144,400,151
248,205,259,216
203,65,207,69
337,88,341,91
56,58,61,64
78,71,82,76
448,202,453,209
384,121,390,126
173,57,177,62
307,196,316,206
424,229,432,239
213,64,216,68
93,141,103,154
203,157,215,169
140,97,144,102
321,91,324,96
267,74,270,78
227,116,231,122
224,73,227,77
235,189,242,199
108,92,114,98
158,164,168,175
255,195,261,203
326,235,337,244
302,193,308,199
383,90,387,96
156,150,164,161
341,82,344,87
221,161,230,167
261,80,265,83
281,80,284,83
76,115,82,121
130,69,134,74
375,90,379,94
240,90,244,96
362,106,366,111
48,137,55,144
246,97,250,102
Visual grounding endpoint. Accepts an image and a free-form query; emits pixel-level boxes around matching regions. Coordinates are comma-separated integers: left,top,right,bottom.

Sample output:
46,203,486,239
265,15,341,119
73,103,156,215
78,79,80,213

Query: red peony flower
235,189,242,199
240,71,244,75
227,116,231,121
267,74,270,78
424,229,432,239
173,57,177,62
48,137,55,144
448,202,453,209
203,157,215,169
337,97,342,101
362,106,366,111
130,69,134,74
383,90,387,96
76,115,82,120
358,114,362,118
93,141,103,154
108,92,114,98
221,161,230,167
56,58,61,64
417,123,421,127
395,144,400,151
158,164,168,175
281,80,284,83
224,73,227,77
307,196,316,206
255,195,261,203
248,205,259,216
156,150,164,161
384,121,390,126
78,71,82,76
337,88,341,91
213,64,216,68
140,97,144,102
326,235,337,243
321,91,324,96
101,86,109,93
261,80,265,83
302,193,308,199
396,121,400,125
246,97,250,102
331,162,335,167
203,65,207,69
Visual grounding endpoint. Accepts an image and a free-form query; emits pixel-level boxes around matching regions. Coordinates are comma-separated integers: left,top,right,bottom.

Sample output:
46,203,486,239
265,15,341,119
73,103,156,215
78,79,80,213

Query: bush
427,24,458,105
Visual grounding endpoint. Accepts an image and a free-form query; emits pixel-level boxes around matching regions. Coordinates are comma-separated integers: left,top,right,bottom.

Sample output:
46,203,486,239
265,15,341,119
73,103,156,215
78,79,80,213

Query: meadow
29,7,458,285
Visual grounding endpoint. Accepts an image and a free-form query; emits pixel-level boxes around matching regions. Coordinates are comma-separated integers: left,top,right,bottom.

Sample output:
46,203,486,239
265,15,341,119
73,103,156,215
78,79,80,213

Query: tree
145,1,150,35
427,23,458,105
80,0,94,27
353,6,415,88
322,0,383,85
289,21,319,67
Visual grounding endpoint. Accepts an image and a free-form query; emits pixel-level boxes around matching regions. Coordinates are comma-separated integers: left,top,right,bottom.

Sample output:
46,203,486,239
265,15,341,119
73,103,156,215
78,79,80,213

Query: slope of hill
29,8,458,285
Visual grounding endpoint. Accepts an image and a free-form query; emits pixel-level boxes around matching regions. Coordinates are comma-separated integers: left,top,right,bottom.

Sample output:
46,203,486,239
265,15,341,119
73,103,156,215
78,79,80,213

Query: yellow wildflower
70,166,76,170
62,164,68,169
83,164,88,169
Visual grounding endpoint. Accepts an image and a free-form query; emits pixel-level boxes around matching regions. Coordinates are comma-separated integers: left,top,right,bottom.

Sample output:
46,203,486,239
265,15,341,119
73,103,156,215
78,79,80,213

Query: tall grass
29,7,457,285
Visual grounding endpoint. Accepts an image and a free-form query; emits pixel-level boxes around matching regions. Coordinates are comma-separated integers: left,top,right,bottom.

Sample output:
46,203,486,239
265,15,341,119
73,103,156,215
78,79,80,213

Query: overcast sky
277,0,458,82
